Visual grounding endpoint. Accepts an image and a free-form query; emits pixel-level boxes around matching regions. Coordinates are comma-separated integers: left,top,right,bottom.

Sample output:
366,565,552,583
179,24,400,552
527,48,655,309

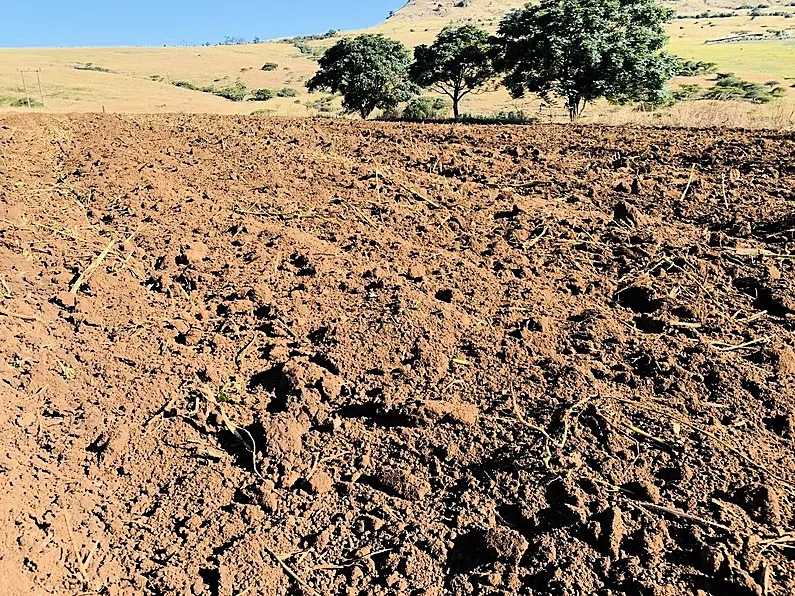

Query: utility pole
19,69,46,109
20,71,31,108
35,70,45,108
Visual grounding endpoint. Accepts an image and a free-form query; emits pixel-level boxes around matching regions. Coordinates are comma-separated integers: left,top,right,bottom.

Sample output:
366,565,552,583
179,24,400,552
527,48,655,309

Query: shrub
251,88,275,101
703,73,780,103
402,97,452,121
173,80,248,101
672,83,703,100
282,31,337,58
174,80,201,91
73,63,114,73
305,95,336,113
292,41,324,58
674,59,718,76
675,11,736,18
704,85,747,101
0,95,43,108
213,82,248,101
458,110,535,124
634,92,677,111
276,87,299,97
220,36,247,45
261,62,278,71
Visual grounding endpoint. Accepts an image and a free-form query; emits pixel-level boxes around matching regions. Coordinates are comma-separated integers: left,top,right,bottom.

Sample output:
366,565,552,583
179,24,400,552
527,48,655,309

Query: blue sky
2,1,403,48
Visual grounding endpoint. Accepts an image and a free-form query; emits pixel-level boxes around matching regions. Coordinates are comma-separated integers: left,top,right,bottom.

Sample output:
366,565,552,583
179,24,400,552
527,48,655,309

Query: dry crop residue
1,114,794,595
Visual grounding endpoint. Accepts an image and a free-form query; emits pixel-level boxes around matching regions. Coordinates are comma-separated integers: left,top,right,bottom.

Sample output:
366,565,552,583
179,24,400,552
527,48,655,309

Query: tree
409,25,497,120
306,34,417,119
494,0,677,120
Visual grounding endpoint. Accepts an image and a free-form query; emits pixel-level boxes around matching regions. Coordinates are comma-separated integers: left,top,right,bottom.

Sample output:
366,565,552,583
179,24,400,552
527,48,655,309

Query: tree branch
432,84,455,101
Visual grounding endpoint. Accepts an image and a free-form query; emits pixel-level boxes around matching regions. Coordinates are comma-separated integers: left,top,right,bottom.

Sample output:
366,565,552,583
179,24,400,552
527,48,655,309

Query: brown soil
1,114,794,596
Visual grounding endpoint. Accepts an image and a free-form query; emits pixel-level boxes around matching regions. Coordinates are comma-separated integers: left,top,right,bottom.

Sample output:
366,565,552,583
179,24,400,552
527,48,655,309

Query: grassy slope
0,1,793,119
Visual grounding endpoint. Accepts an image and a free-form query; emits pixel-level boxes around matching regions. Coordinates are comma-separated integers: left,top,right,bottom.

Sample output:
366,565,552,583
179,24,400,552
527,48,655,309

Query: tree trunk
568,96,580,121
453,81,463,121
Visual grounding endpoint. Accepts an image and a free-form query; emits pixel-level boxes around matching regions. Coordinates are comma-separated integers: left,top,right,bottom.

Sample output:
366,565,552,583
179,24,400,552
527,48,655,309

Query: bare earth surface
1,114,794,596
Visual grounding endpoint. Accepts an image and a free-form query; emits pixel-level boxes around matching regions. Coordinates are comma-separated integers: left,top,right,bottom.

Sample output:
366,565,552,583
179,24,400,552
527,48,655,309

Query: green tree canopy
495,0,677,119
306,34,417,119
409,25,497,120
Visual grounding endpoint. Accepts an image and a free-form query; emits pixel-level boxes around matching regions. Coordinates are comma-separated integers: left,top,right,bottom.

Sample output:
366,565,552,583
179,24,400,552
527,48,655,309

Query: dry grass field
0,0,794,124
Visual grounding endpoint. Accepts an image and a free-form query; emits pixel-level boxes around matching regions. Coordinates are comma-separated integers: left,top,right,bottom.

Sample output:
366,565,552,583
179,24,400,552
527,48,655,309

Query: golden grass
0,43,323,115
587,98,795,129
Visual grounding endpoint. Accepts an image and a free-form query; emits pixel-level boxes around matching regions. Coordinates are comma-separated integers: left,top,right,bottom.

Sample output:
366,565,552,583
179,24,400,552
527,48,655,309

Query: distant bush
286,30,338,43
173,80,248,101
11,98,40,107
220,36,248,45
174,80,201,91
671,83,703,100
292,41,324,58
458,110,535,124
149,74,163,82
305,95,336,113
703,73,782,103
73,62,115,73
0,95,43,108
276,87,299,97
675,11,736,18
261,62,278,71
283,30,337,60
630,91,678,111
250,88,275,101
213,82,248,101
674,58,718,76
402,97,451,121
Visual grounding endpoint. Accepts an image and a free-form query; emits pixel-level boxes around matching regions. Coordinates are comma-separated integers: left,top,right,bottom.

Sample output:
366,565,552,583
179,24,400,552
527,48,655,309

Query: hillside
0,0,793,124
387,0,521,21
390,0,795,20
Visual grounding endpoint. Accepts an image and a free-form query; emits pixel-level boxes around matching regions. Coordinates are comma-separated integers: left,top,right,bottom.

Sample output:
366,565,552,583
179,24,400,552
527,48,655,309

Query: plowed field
1,115,794,596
